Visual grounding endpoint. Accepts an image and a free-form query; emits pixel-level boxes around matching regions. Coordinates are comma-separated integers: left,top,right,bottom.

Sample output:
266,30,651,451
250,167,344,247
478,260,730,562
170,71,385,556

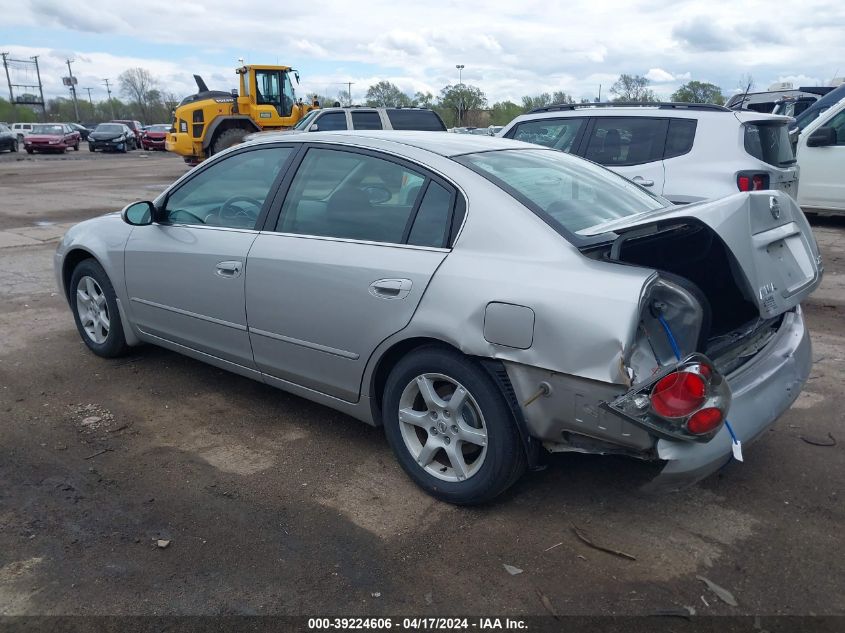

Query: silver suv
291,107,447,133
499,102,798,204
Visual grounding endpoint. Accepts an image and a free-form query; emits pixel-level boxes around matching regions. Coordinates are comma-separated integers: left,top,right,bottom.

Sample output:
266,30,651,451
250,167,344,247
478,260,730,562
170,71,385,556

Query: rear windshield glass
744,122,796,166
96,125,123,134
32,125,64,134
386,110,446,131
456,149,667,237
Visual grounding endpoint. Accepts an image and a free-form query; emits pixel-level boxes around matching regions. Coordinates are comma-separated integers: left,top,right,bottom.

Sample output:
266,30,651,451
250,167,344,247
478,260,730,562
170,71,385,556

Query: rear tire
211,128,250,156
382,346,527,505
11,140,17,152
25,148,33,154
89,144,95,152
73,142,79,151
69,259,130,358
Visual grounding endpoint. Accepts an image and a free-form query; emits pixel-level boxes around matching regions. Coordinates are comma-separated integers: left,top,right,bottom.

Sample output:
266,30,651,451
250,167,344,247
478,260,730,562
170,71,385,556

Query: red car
111,120,144,149
141,124,171,151
24,124,81,154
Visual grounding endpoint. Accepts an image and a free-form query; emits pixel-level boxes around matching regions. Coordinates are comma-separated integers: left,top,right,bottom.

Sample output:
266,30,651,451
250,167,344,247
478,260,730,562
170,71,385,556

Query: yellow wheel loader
166,65,318,164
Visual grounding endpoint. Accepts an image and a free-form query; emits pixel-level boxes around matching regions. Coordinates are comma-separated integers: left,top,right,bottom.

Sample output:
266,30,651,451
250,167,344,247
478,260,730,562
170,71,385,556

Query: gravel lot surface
1,151,843,618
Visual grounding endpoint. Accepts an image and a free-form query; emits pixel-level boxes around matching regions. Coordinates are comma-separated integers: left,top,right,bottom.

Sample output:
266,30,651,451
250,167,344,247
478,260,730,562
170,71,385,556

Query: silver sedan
55,131,823,504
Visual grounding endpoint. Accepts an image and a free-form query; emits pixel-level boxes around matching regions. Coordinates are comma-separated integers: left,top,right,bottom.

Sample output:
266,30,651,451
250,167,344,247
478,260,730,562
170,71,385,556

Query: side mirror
807,126,837,147
121,201,156,226
309,124,319,132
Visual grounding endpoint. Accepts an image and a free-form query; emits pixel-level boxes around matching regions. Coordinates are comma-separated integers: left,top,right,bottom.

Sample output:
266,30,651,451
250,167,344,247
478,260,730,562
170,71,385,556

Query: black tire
73,142,79,151
120,142,127,154
89,143,95,152
382,346,527,505
11,140,17,153
69,259,130,358
25,148,33,154
211,127,249,156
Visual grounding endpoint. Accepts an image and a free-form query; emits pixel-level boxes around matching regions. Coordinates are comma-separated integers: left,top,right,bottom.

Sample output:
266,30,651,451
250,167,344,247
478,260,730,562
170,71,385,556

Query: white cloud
1,0,843,105
645,68,675,83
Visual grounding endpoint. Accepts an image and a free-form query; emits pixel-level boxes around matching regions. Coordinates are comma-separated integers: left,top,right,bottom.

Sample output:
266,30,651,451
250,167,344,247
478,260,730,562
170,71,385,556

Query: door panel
798,108,845,211
246,236,445,401
125,226,258,366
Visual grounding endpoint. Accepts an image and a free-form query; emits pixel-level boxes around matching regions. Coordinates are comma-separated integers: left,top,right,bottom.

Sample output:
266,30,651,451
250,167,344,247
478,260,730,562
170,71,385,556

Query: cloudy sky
1,0,843,107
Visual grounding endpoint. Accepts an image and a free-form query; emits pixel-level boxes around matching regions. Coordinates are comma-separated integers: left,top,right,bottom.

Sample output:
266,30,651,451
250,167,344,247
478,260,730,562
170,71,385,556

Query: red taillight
650,371,707,418
687,407,724,434
737,173,769,191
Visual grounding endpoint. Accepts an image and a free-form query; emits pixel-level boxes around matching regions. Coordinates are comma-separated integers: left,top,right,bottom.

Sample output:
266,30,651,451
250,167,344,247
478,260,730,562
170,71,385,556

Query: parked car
726,83,834,113
141,124,171,151
0,123,18,153
66,122,92,141
23,124,81,153
55,131,822,503
88,123,135,153
11,122,35,142
110,119,144,149
282,107,446,133
790,83,845,137
499,102,798,204
796,96,845,215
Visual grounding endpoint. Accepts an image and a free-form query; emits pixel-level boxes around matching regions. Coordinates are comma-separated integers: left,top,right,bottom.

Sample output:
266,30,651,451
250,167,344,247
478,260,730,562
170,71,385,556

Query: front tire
11,140,17,152
211,128,249,156
73,142,79,151
382,347,526,505
25,148,33,154
69,259,130,358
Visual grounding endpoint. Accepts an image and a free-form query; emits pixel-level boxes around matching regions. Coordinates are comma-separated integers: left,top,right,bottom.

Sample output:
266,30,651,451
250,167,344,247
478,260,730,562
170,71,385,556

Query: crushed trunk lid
579,190,823,319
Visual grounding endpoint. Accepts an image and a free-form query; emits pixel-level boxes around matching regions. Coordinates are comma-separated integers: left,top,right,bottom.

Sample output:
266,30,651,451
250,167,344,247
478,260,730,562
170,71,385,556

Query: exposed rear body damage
506,190,822,489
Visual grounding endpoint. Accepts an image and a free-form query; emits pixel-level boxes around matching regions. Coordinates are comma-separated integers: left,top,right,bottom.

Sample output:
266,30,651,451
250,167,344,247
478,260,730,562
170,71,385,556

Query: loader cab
239,65,297,124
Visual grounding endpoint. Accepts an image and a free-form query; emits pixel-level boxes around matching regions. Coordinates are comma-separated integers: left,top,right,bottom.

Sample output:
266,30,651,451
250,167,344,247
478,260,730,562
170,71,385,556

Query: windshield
32,124,64,135
96,124,123,134
455,149,667,237
147,124,171,132
294,110,319,131
744,122,796,166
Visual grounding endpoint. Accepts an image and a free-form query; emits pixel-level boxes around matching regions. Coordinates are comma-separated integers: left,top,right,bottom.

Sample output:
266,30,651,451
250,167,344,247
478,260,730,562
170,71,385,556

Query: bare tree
118,68,160,122
609,74,656,102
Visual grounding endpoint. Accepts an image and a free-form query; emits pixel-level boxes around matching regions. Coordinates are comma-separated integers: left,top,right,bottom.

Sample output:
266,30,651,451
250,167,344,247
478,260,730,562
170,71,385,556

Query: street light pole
66,59,80,122
455,64,465,127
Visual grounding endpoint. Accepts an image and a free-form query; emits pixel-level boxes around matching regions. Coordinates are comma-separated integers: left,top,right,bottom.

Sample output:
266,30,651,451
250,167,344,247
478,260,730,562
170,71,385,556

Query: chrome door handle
632,176,654,187
215,260,243,278
369,278,412,299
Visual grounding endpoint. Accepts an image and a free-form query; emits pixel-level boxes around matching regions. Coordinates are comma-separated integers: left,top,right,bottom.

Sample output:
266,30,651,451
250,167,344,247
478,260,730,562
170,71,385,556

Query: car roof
245,130,537,157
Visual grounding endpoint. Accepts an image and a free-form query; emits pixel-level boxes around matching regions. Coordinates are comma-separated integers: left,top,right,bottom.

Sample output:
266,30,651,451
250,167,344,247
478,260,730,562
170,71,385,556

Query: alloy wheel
397,373,488,482
75,276,110,344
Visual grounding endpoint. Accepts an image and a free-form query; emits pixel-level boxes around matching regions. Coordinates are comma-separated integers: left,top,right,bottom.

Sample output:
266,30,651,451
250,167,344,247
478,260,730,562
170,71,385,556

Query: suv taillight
737,173,769,191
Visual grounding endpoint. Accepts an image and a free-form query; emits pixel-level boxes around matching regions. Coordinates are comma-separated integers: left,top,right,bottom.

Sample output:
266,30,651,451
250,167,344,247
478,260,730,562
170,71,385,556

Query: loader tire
210,128,250,156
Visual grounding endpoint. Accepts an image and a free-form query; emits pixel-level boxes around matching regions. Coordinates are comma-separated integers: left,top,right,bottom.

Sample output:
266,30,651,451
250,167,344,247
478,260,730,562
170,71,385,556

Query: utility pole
65,59,80,122
103,78,115,119
32,56,46,117
455,64,465,127
2,52,14,102
84,87,94,119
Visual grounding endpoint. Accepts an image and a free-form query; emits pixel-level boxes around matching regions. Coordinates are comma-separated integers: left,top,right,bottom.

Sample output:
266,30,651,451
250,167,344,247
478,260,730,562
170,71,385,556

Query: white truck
796,96,845,215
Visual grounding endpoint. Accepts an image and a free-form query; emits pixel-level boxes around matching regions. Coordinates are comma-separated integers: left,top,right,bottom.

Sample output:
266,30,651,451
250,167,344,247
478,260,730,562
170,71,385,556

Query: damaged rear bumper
645,306,810,492
503,306,810,491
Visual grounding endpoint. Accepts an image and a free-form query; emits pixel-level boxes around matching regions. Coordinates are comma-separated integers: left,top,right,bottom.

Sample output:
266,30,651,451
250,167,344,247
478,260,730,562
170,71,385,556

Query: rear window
351,111,383,130
456,149,666,239
744,122,796,166
664,118,697,159
386,110,446,131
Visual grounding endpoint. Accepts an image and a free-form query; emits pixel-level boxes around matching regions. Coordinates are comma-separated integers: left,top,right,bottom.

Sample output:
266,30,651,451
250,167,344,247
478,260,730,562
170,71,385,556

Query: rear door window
744,122,796,166
508,118,586,152
386,110,446,131
663,118,697,159
315,112,348,131
583,117,668,166
351,111,383,130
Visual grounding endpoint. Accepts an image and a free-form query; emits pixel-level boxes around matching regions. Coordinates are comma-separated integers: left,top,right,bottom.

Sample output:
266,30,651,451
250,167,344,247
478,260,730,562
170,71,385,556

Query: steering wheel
168,209,207,224
219,196,263,221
